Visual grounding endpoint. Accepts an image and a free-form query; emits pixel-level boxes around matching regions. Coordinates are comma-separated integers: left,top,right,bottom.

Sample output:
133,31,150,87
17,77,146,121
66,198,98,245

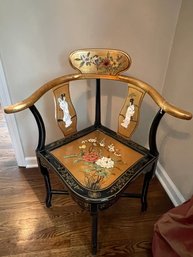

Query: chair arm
146,87,192,120
4,100,33,114
4,74,81,114
160,101,192,120
118,75,192,120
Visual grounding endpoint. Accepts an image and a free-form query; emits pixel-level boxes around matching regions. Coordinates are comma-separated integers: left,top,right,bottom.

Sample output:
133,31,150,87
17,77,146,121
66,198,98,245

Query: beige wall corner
159,0,193,200
0,0,181,158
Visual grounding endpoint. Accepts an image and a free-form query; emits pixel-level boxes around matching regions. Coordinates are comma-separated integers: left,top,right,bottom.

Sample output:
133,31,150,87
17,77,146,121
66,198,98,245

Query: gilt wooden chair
4,49,192,254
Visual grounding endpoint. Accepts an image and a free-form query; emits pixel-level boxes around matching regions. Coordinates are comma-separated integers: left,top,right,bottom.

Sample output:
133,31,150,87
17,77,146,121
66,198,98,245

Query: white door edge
0,59,26,167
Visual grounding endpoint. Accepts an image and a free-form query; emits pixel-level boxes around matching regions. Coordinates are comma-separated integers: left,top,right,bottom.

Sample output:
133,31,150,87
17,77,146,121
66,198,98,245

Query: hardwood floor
0,106,173,257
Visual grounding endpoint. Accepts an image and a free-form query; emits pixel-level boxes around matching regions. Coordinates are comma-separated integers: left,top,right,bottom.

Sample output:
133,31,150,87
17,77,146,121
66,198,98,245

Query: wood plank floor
0,106,174,257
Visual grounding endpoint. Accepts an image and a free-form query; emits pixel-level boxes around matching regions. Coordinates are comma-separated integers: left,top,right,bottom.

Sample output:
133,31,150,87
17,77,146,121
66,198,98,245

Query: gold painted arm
156,100,192,120
118,75,192,120
140,84,192,120
4,74,82,114
4,73,192,120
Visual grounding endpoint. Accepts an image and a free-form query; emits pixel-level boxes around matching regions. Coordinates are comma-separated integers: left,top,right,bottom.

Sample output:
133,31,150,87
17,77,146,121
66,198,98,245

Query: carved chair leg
91,204,98,255
38,163,52,208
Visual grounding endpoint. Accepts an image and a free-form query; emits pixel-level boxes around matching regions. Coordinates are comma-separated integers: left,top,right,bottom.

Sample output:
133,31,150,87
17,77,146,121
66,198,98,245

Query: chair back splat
4,48,192,255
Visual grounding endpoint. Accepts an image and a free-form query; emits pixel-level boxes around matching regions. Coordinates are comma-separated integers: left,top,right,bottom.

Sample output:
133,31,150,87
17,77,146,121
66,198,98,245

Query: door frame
0,59,26,167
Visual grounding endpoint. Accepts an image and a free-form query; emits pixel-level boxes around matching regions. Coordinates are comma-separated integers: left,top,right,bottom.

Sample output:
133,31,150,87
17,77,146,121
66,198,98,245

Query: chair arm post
94,78,101,127
149,109,165,156
29,105,46,151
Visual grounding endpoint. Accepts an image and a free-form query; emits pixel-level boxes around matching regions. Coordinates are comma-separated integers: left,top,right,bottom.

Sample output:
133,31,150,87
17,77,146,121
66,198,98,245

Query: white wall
0,0,181,159
159,0,193,200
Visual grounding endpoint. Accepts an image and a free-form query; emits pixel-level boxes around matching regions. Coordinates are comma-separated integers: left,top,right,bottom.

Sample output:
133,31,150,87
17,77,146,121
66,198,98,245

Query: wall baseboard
24,156,185,206
156,162,185,206
25,157,38,168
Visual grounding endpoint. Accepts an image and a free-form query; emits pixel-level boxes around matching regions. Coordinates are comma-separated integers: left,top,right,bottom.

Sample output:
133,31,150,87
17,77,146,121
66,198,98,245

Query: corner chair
4,49,192,255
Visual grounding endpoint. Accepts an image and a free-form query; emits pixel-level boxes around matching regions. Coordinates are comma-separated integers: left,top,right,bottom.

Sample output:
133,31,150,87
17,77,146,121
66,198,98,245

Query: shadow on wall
158,117,191,166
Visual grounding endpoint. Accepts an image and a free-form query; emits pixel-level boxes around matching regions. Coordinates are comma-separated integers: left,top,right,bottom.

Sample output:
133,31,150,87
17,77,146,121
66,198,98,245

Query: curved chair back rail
4,73,192,120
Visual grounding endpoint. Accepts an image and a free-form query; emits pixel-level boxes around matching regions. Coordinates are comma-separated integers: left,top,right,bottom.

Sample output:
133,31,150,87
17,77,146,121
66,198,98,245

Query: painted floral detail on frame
74,52,126,75
63,137,125,190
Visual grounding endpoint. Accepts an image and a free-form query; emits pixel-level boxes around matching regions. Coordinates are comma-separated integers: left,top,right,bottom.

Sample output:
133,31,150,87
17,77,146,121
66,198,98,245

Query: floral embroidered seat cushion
50,130,143,192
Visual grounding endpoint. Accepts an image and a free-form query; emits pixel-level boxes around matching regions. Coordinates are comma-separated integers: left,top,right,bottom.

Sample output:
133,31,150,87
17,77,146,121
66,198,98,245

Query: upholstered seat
4,48,192,255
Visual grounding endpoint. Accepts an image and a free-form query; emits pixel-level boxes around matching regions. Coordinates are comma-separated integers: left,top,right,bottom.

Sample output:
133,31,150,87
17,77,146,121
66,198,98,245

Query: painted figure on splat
121,98,135,128
58,94,72,128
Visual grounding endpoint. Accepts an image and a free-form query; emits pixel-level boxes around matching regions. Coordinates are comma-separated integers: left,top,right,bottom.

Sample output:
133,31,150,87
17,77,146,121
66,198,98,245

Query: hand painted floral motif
82,152,99,163
96,157,114,169
74,52,126,75
63,137,125,190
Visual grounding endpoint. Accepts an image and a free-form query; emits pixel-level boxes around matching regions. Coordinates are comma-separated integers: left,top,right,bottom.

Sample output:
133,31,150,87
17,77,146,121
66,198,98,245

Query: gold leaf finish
51,130,143,190
69,49,131,75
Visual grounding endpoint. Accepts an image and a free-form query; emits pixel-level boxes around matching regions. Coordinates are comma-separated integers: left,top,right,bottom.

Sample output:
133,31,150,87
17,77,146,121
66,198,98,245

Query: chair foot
141,201,147,212
91,205,98,255
92,246,97,255
46,198,52,208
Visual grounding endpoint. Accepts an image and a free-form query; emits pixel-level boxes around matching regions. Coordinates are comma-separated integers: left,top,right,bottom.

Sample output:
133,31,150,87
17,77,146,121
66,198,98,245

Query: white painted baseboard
156,162,185,206
25,157,38,168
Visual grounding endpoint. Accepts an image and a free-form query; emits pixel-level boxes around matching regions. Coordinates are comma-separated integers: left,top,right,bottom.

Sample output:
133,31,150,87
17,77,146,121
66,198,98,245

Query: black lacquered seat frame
37,124,157,209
